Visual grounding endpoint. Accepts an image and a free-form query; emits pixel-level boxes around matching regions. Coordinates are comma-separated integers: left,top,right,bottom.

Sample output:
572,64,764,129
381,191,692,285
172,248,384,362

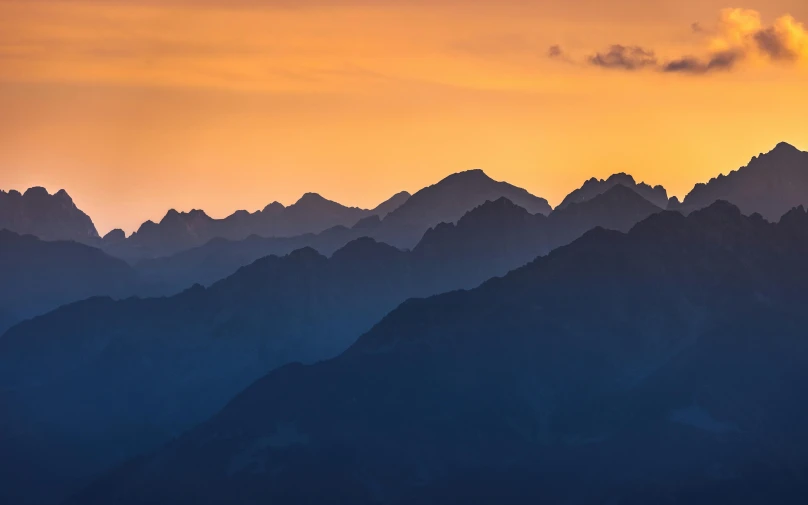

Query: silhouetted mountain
374,169,551,247
107,191,411,261
0,230,137,334
70,202,808,505
135,184,658,295
548,183,662,246
134,225,371,290
101,228,126,245
0,187,98,241
0,189,655,505
557,172,668,210
670,142,808,219
368,190,411,217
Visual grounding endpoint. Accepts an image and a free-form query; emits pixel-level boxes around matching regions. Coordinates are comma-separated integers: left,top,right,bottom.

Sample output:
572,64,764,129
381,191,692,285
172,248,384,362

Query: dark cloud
662,50,741,74
754,27,799,61
587,45,657,70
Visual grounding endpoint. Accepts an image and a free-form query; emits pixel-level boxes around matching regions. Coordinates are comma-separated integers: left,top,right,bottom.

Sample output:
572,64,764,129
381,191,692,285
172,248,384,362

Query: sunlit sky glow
1,0,807,234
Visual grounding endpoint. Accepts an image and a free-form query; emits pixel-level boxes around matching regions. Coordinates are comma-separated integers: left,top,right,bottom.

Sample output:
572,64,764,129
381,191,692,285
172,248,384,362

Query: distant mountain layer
671,142,808,219
373,169,552,248
108,169,551,260
107,191,410,260
0,187,98,241
71,201,808,505
0,230,137,335
0,185,658,505
556,172,668,210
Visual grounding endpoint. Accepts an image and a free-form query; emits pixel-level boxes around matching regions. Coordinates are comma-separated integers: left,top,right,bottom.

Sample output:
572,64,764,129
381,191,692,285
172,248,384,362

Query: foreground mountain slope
0,188,658,505
71,202,808,505
0,230,137,334
671,142,808,219
0,187,98,242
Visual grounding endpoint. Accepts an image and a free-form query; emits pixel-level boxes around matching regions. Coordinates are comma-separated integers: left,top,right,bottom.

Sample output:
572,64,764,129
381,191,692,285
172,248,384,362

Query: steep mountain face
108,191,409,261
70,202,808,505
374,169,552,248
556,172,668,210
0,188,656,505
0,230,137,335
0,187,98,242
671,142,808,219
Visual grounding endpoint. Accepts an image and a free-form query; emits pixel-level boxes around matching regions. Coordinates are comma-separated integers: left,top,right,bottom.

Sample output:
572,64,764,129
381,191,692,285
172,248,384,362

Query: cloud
551,8,808,76
547,44,564,59
588,45,657,70
663,50,741,74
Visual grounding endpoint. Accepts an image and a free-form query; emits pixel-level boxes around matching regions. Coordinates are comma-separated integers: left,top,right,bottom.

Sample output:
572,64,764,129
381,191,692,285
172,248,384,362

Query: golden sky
1,0,807,234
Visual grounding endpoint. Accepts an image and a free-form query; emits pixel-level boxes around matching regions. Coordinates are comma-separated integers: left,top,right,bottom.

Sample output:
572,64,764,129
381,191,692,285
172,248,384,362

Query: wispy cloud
550,8,808,76
587,45,657,71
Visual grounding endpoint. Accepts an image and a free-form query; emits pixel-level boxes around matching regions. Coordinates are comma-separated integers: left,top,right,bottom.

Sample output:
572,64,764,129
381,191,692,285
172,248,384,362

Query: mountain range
1,141,808,504
68,201,808,505
0,184,659,505
105,191,411,261
3,142,806,262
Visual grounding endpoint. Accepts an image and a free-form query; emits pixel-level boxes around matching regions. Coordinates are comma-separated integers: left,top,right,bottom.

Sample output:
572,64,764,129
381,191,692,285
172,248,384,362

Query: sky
1,0,807,235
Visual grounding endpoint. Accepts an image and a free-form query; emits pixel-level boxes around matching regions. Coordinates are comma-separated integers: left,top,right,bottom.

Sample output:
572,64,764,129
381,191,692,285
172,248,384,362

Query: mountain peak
439,169,492,184
772,141,799,154
295,192,329,205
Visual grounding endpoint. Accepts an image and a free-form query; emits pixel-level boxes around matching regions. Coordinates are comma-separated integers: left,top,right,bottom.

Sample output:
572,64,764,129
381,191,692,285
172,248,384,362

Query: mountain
547,183,662,246
670,142,808,219
134,225,370,290
373,169,552,248
366,190,411,217
70,202,808,505
136,184,658,296
0,230,137,334
107,191,410,261
556,172,668,210
0,189,656,505
0,187,98,242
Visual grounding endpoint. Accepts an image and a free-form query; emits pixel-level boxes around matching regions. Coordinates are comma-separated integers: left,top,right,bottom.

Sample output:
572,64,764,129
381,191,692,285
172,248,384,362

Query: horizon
3,139,806,235
2,1,808,235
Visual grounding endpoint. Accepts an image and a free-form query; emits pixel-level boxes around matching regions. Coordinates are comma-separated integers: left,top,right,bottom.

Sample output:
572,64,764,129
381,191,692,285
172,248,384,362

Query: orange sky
1,0,807,235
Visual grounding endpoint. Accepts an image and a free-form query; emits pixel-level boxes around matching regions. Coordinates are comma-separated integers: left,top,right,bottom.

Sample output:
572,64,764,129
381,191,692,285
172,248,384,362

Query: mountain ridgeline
69,201,808,505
